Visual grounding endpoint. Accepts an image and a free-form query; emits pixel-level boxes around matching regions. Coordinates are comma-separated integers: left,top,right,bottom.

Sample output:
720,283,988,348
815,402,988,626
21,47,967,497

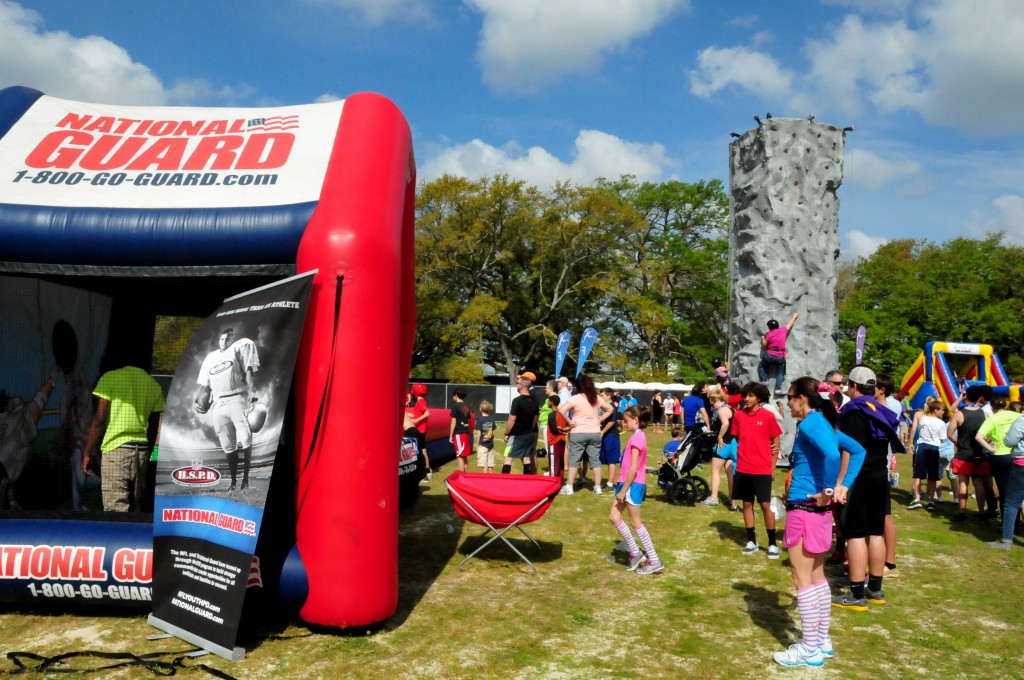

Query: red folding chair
445,471,562,574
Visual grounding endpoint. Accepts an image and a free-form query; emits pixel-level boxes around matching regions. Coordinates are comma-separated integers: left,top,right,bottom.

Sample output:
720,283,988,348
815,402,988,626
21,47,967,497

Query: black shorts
840,474,889,539
913,443,940,481
732,471,773,504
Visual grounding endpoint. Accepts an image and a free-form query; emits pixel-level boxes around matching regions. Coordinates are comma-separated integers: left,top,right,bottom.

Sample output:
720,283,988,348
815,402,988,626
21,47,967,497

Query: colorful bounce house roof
898,340,1021,409
0,86,416,658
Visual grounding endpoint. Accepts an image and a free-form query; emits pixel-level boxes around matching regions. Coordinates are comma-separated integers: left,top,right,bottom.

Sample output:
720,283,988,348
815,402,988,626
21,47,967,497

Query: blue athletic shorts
600,435,622,465
614,482,647,506
715,440,738,462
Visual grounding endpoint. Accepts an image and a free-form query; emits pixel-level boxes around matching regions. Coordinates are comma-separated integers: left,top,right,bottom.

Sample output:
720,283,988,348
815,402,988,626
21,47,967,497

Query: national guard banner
856,325,867,365
148,271,313,661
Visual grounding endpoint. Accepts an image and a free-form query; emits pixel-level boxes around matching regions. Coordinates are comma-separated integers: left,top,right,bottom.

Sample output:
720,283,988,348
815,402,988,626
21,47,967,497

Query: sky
3,0,1024,259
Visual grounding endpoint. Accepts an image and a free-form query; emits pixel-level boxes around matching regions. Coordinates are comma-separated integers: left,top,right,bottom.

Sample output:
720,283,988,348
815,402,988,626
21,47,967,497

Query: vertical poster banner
575,327,599,378
148,272,314,661
554,331,571,380
856,325,867,365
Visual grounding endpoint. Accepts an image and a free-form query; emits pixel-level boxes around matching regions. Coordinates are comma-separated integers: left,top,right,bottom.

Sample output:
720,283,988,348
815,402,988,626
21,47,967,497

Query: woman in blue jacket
773,377,865,668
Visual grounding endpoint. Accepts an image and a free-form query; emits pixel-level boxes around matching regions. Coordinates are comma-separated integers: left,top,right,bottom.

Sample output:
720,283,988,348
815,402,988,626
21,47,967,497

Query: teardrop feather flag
554,331,571,380
576,327,599,378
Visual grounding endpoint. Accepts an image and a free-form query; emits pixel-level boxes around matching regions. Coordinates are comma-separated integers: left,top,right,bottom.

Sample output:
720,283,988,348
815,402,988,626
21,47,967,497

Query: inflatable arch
0,86,416,630
897,341,1019,409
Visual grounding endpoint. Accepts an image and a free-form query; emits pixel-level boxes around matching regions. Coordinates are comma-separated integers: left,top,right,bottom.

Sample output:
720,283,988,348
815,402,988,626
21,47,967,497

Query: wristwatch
823,488,834,497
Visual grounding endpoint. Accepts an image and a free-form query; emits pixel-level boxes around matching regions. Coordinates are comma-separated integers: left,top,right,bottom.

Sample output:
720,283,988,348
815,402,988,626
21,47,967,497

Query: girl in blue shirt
774,377,865,668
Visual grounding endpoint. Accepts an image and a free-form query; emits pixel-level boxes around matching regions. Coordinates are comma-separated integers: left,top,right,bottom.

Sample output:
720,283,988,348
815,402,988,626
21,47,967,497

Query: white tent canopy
595,381,694,393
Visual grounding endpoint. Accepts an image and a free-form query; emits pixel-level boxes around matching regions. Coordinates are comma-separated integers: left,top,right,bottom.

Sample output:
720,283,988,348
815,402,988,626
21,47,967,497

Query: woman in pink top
609,406,664,575
558,373,605,495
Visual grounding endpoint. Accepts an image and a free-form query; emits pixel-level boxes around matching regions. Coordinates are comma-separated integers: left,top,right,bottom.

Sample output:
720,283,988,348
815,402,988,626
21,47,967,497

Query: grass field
2,426,1023,679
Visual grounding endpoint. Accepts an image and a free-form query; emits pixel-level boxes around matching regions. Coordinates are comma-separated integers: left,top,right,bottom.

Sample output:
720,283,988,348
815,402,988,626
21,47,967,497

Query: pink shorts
782,507,834,555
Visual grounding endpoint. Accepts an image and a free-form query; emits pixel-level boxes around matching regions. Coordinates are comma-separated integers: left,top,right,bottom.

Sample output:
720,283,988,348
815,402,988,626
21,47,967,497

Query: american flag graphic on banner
247,556,264,589
247,115,300,132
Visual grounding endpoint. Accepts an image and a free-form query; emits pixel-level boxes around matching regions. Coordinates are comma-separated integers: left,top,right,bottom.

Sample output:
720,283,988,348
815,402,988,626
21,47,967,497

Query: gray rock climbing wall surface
728,116,846,390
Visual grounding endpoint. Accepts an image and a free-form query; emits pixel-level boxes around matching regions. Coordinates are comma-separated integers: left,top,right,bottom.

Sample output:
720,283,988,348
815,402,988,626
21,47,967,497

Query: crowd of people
406,342,1024,669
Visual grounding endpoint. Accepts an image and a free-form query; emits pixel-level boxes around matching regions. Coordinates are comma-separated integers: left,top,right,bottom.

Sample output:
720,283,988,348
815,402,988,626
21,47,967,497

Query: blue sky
3,0,1024,258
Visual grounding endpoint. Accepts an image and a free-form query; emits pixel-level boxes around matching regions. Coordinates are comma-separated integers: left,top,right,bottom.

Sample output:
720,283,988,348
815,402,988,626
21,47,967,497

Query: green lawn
2,426,1023,679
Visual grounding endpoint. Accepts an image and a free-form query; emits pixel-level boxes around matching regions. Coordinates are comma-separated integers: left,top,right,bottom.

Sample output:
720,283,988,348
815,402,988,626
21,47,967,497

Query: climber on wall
758,312,799,397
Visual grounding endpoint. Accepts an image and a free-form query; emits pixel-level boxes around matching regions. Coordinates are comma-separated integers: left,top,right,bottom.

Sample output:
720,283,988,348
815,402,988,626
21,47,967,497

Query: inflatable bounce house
897,341,1021,409
0,86,416,658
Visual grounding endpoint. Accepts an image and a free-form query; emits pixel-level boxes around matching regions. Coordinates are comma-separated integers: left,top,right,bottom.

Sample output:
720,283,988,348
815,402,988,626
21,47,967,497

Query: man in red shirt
731,382,784,558
410,383,432,482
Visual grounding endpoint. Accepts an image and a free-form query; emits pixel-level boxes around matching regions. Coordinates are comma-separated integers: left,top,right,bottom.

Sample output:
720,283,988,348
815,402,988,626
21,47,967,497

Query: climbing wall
727,117,847,459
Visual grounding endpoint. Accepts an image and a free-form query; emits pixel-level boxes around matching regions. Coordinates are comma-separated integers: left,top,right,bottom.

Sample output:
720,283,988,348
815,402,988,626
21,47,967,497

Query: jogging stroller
657,427,715,506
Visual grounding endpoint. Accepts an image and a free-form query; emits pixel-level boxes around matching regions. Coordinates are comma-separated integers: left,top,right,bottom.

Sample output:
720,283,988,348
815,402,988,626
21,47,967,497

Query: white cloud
303,0,431,24
844,148,922,191
689,45,793,99
0,1,166,104
314,93,343,103
802,14,923,117
845,229,889,259
728,15,759,28
467,0,688,93
0,1,256,106
700,1,1024,135
967,194,1024,245
421,129,674,189
911,0,1024,134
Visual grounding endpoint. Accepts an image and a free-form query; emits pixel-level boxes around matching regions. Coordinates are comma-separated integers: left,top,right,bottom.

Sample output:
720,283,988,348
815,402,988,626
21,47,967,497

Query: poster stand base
147,614,245,662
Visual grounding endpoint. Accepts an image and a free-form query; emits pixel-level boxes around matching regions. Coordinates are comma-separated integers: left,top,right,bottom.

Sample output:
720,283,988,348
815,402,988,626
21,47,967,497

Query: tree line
412,174,730,383
413,174,1024,386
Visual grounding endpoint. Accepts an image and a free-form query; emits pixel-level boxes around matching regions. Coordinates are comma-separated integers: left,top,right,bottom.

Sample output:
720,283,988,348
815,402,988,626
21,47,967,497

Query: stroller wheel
669,478,697,506
690,476,710,502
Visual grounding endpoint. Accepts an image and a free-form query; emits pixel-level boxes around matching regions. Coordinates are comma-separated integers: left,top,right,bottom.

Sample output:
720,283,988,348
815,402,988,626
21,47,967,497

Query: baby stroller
657,427,715,506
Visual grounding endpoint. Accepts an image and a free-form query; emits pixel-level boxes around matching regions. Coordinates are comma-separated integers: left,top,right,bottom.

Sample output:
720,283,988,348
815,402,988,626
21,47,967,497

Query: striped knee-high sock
797,584,821,651
614,521,640,556
814,580,832,643
635,525,660,565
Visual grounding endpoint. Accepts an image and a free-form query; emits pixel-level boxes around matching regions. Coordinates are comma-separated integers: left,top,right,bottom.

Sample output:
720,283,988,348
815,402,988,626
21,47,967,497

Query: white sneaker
767,545,781,559
741,541,759,555
605,482,616,491
592,486,603,495
560,484,574,495
819,637,834,659
700,497,720,507
635,559,665,575
773,643,824,668
626,551,646,571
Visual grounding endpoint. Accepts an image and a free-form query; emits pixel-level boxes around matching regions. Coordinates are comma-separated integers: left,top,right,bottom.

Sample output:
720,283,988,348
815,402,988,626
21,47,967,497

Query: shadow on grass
710,519,748,547
388,491,465,629
732,582,799,647
456,532,564,567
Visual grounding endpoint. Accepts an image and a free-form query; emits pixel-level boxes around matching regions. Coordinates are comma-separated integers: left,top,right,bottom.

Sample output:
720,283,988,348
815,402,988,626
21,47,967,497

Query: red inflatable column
294,92,416,627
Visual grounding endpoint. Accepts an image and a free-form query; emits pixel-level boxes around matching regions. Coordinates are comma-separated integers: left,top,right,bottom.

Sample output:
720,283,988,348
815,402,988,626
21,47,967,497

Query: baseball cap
848,366,877,388
518,371,537,383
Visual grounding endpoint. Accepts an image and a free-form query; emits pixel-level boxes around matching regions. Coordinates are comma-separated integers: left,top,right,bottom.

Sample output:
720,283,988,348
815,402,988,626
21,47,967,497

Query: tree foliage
413,174,730,382
838,235,1024,377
